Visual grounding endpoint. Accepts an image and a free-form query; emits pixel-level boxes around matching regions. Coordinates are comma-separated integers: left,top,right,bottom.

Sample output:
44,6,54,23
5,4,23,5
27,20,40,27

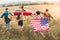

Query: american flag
30,16,49,32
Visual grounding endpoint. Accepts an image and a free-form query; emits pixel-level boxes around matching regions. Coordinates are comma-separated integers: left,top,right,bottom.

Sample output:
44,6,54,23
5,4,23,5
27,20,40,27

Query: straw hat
19,4,24,9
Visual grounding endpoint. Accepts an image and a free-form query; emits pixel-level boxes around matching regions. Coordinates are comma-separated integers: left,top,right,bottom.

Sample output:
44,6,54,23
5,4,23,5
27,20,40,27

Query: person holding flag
40,9,54,31
30,11,41,33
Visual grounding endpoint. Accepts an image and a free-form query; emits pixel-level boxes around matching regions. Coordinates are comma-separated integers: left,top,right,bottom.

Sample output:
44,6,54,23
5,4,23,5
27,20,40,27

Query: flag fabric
30,16,49,32
40,18,49,31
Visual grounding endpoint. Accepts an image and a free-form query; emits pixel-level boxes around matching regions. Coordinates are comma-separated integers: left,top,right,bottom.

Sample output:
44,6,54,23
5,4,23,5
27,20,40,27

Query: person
16,6,24,31
30,11,49,39
42,9,53,20
1,8,13,30
40,9,53,31
39,9,54,31
30,11,41,33
40,9,54,39
17,13,23,31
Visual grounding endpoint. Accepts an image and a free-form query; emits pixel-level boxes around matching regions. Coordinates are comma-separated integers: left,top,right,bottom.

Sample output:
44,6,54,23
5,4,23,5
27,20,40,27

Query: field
0,4,60,40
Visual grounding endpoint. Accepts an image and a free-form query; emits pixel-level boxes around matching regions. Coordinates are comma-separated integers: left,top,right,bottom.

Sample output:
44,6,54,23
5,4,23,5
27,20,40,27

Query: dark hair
17,13,21,20
5,8,8,10
36,11,40,15
46,9,48,11
34,13,35,15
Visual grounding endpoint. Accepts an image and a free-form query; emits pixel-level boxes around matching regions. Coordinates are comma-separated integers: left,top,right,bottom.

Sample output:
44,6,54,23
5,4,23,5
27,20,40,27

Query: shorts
18,20,23,27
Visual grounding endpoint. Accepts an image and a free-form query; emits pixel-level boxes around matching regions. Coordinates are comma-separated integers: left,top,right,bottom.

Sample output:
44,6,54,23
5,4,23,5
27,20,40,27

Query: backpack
8,13,12,21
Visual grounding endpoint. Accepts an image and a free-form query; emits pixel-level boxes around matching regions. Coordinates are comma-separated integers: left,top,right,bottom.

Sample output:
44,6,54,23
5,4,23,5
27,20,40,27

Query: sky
0,0,60,4
0,0,35,4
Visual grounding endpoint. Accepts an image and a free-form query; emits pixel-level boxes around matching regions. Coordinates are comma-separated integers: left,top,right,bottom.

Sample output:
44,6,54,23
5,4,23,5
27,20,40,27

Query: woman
17,13,23,31
16,5,25,31
30,11,41,33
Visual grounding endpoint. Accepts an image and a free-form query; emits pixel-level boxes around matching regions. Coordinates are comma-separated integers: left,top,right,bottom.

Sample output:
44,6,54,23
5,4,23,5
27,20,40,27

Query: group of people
30,9,54,33
0,6,54,32
1,6,25,31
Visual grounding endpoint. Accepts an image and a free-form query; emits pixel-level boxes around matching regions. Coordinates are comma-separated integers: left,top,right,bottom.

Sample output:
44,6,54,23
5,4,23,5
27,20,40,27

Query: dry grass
0,16,60,40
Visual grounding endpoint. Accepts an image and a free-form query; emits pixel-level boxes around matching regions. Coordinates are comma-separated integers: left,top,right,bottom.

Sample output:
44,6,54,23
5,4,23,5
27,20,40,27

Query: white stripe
31,20,40,22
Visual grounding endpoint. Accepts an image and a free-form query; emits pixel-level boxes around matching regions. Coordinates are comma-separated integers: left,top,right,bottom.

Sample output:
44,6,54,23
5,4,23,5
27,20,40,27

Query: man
40,9,53,31
1,8,13,29
42,9,53,20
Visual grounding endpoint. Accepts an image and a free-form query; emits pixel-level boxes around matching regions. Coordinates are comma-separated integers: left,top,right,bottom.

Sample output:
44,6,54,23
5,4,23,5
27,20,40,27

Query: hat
19,5,24,9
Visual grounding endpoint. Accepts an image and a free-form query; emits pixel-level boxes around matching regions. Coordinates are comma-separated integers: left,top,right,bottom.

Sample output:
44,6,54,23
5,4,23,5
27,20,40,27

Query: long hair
17,13,21,20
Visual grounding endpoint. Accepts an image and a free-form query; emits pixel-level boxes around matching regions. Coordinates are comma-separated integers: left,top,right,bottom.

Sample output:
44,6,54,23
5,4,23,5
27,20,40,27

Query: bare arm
49,13,53,19
21,11,24,20
41,12,53,18
48,13,56,21
1,13,4,18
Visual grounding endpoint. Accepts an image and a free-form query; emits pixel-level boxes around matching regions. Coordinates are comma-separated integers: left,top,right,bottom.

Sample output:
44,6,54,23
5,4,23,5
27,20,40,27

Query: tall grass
0,16,60,40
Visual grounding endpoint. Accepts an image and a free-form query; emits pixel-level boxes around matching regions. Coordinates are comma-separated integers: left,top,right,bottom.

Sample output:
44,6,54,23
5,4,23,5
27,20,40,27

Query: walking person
30,10,53,39
42,9,53,20
30,11,41,33
16,6,24,31
1,8,13,30
40,9,54,40
17,13,23,31
41,9,54,31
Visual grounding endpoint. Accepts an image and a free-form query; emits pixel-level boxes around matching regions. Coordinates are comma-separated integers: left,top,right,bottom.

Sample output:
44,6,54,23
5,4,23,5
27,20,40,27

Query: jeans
6,23,10,29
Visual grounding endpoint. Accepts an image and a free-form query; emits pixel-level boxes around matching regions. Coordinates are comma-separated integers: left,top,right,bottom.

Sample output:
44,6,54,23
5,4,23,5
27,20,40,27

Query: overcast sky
0,0,60,4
